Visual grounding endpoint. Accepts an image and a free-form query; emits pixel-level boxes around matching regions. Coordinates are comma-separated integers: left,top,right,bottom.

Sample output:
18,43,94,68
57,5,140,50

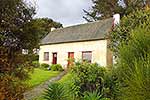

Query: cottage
39,17,115,68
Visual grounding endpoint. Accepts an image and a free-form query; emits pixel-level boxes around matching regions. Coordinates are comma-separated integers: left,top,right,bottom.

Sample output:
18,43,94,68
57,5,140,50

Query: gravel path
24,71,66,100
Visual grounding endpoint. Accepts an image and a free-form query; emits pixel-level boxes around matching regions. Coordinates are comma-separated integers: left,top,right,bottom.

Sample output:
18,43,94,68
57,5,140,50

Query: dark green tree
109,9,150,100
0,0,37,72
83,0,150,21
0,0,38,99
110,9,150,56
30,18,63,39
0,0,63,99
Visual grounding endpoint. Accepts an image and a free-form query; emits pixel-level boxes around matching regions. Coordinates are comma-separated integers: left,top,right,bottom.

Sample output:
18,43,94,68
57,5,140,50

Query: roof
40,18,113,45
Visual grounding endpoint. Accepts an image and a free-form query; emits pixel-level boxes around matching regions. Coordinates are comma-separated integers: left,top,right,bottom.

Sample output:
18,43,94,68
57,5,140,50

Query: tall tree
110,9,150,56
0,0,37,72
31,18,63,40
83,0,150,22
0,0,38,99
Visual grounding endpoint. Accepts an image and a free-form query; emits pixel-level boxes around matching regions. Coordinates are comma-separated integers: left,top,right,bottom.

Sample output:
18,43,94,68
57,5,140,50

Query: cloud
34,0,92,27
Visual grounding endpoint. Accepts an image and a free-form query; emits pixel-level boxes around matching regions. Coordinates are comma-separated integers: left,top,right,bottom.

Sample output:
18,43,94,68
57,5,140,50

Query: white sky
32,0,92,27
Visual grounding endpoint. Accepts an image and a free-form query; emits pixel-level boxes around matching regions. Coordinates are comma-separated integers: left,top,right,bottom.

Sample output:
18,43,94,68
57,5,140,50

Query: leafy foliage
83,91,101,100
41,63,50,69
43,82,69,100
58,62,121,100
72,62,107,96
0,0,37,99
58,72,80,100
83,91,110,100
103,69,121,100
115,25,150,100
30,18,63,40
110,9,150,56
119,55,150,100
32,61,40,68
83,0,150,21
0,74,27,99
0,0,37,73
0,0,62,99
51,64,64,71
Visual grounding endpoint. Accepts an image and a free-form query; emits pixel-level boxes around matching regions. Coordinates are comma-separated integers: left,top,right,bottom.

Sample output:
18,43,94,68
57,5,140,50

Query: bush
83,91,110,100
51,64,63,71
83,91,101,100
43,82,69,100
41,63,49,69
32,61,40,68
27,54,39,61
103,69,121,100
72,62,107,96
110,9,150,56
63,77,81,100
58,72,80,100
0,74,27,100
119,55,150,100
115,25,150,100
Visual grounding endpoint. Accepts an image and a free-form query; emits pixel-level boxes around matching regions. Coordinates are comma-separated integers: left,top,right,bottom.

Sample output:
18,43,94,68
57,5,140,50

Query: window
44,52,49,61
82,51,92,63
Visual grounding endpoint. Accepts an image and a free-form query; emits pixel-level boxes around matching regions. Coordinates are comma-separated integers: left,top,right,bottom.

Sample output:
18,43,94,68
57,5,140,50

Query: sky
31,0,92,27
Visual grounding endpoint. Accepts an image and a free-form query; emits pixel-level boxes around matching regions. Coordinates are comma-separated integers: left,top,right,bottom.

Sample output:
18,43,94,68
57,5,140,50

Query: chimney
113,14,120,26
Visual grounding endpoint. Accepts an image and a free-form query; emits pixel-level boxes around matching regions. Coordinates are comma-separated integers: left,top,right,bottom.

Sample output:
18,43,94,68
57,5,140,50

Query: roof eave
40,37,109,46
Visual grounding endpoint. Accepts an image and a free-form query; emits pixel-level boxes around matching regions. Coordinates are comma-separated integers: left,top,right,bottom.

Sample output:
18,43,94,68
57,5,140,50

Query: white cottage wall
39,40,108,68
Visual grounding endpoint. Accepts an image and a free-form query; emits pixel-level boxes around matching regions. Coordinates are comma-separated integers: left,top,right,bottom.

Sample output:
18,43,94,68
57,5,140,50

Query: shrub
110,9,150,56
43,82,69,100
32,61,40,68
51,64,63,71
58,72,80,100
83,91,101,100
31,54,39,61
83,91,110,100
0,74,27,100
103,69,121,100
119,55,150,100
41,63,49,69
72,62,107,95
115,25,150,100
63,77,81,100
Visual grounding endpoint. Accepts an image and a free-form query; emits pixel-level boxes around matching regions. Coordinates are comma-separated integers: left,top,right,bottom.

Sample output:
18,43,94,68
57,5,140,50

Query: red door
52,53,57,64
68,52,74,66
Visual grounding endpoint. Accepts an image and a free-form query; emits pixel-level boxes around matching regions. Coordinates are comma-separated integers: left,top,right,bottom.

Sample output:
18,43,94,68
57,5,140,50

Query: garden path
24,71,66,100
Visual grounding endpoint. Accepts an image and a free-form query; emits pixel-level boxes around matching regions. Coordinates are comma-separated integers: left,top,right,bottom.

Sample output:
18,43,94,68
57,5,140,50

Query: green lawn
58,72,73,83
26,68,60,88
32,72,73,100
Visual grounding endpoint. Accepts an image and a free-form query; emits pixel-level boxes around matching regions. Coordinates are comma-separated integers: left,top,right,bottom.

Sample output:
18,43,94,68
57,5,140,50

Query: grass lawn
26,68,60,88
58,72,73,83
32,72,73,100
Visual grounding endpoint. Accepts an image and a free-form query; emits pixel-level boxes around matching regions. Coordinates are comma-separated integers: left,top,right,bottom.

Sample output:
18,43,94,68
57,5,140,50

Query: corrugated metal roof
40,18,113,45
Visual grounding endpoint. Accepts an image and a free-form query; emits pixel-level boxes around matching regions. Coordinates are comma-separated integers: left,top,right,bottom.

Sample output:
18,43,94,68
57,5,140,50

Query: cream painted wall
39,40,108,68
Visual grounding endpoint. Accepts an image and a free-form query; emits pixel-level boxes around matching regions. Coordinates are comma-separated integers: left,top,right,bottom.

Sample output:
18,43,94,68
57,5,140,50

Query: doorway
52,52,57,64
68,52,74,66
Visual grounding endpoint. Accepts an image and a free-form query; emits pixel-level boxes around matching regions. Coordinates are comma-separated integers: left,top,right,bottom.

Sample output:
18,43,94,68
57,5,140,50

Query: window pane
44,52,49,61
82,51,92,63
